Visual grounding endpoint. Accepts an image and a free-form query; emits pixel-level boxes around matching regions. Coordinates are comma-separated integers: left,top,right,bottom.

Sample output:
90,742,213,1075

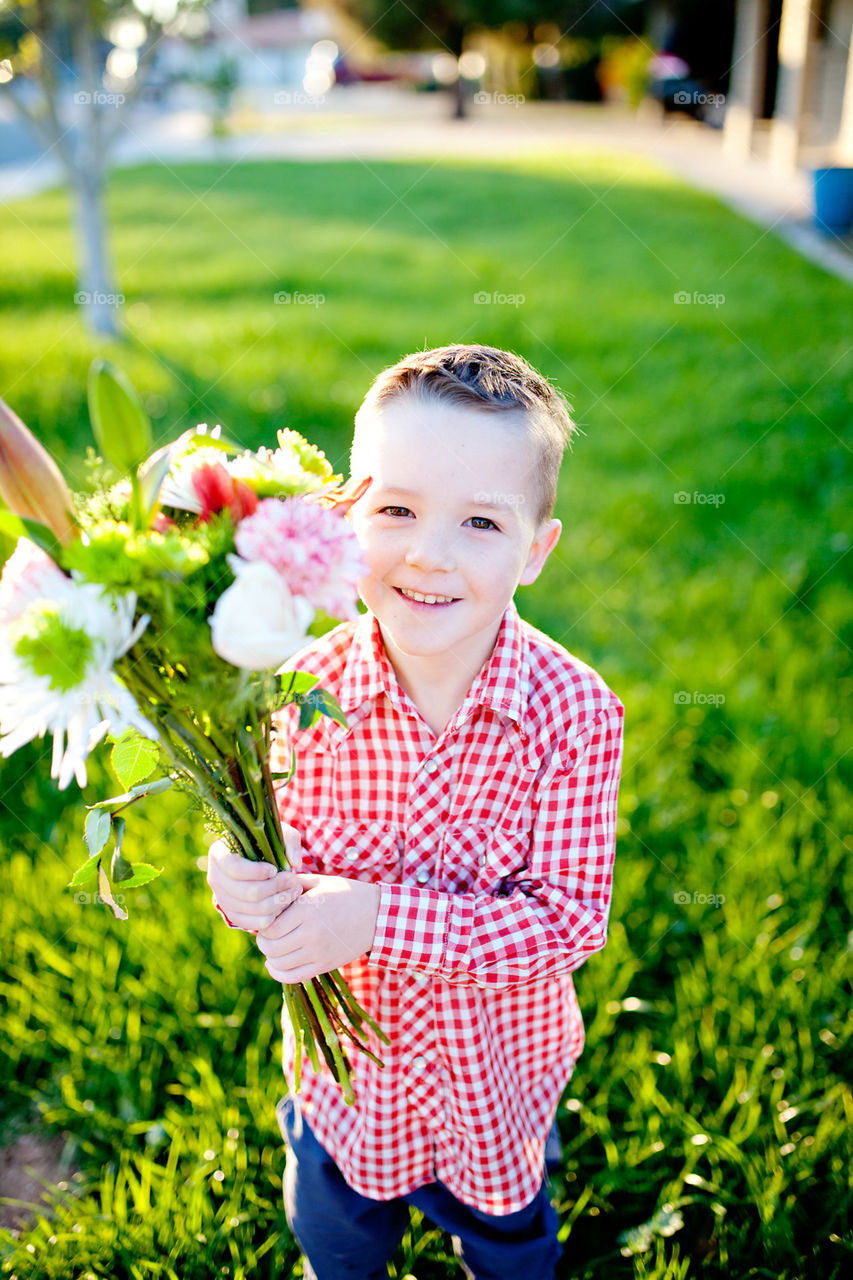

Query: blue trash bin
812,167,853,235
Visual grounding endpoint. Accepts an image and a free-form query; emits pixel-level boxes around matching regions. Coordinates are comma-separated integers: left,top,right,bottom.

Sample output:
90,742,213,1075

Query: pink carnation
0,538,71,625
234,496,367,619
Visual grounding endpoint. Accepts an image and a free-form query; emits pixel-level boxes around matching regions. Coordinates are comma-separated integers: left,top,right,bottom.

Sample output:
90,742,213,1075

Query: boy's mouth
393,586,460,609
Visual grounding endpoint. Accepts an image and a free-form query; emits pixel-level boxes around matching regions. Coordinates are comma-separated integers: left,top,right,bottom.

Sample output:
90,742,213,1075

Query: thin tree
0,0,207,338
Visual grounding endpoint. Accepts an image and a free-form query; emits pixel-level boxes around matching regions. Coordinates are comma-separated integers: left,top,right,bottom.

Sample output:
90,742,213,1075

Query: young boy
208,344,624,1280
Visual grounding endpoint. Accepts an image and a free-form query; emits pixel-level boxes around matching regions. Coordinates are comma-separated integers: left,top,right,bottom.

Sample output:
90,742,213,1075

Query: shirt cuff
367,883,452,973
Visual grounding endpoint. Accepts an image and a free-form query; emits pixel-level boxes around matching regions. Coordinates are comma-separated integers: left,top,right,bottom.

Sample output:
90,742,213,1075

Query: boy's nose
404,534,456,573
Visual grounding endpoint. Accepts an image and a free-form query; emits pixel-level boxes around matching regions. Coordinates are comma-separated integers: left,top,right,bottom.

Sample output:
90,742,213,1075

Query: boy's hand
255,873,381,984
207,824,303,932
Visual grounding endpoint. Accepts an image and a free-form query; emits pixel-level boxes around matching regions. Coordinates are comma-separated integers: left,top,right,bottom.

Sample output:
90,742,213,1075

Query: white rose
209,558,314,670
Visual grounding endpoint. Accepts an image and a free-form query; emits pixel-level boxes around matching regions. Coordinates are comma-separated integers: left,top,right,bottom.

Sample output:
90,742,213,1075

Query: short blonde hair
351,344,575,528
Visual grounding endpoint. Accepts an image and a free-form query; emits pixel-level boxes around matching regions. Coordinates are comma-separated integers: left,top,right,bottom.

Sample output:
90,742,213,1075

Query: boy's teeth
399,587,455,604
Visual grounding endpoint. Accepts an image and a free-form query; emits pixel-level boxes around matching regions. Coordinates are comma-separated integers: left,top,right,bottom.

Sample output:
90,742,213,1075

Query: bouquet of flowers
0,360,387,1105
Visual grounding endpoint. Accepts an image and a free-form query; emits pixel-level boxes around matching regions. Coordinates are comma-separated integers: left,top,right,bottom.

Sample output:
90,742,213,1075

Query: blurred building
724,0,853,169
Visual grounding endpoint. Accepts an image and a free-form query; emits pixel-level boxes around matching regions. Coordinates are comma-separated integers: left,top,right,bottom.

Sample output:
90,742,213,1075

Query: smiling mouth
393,586,460,606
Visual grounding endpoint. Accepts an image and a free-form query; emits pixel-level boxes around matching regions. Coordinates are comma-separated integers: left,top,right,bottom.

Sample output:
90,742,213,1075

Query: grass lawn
0,152,851,1279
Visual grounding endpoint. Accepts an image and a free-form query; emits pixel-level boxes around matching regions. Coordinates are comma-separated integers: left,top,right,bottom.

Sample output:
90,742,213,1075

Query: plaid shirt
260,598,624,1214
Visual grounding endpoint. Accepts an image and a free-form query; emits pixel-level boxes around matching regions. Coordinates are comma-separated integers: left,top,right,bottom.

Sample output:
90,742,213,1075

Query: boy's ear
519,518,562,587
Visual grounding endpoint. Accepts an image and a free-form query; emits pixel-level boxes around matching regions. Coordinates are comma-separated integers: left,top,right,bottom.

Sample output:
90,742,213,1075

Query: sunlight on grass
1,153,850,1279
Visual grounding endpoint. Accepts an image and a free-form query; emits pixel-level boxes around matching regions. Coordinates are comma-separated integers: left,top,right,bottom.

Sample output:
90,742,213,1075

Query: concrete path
1,88,851,285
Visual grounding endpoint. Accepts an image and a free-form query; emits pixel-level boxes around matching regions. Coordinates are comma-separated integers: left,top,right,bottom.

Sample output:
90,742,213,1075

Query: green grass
1,153,851,1279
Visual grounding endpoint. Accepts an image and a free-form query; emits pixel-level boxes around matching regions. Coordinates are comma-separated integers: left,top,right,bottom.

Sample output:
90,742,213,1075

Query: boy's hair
351,344,576,528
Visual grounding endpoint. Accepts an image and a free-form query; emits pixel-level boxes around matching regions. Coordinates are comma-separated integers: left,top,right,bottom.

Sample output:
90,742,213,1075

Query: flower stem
304,980,354,1106
323,970,391,1047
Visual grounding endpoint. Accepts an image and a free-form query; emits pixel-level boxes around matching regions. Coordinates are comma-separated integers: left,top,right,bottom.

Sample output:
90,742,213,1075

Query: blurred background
0,3,851,1279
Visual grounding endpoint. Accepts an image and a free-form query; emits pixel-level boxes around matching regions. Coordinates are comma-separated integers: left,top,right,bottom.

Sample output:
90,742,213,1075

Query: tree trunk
69,167,120,337
6,1,167,340
68,0,120,338
447,20,467,120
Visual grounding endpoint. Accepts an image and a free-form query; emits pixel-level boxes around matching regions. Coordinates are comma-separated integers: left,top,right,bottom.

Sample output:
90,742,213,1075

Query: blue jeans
276,1095,563,1280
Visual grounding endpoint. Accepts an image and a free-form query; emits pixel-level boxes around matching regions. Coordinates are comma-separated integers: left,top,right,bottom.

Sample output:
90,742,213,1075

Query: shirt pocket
440,824,532,896
300,817,402,884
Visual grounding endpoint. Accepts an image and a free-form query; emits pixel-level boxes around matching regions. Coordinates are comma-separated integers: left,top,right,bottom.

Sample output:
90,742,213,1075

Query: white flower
0,539,157,790
209,557,314,670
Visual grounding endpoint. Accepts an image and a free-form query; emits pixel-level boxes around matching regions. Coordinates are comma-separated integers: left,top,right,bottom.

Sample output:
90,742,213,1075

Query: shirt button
412,1055,427,1068
416,869,430,884
423,759,438,774
344,849,358,861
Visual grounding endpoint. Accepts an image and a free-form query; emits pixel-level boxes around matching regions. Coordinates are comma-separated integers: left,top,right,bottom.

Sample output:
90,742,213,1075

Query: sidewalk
2,90,851,286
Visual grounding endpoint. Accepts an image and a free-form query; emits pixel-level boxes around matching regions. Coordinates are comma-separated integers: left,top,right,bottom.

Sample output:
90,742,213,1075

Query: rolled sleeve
368,883,451,972
368,699,624,988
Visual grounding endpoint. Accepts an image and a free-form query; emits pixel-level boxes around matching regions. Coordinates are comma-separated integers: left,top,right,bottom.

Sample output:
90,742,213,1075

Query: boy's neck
376,618,503,740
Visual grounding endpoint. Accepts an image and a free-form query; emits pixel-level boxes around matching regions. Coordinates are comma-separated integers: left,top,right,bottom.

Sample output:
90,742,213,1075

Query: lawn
0,150,851,1279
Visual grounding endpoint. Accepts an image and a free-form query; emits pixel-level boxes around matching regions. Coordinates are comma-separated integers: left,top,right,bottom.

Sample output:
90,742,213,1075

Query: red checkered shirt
256,599,623,1213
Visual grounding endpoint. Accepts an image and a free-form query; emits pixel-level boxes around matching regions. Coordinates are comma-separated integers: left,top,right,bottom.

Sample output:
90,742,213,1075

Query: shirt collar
337,599,529,730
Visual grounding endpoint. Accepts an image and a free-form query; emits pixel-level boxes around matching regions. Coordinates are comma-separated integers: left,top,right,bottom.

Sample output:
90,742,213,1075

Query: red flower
191,461,258,524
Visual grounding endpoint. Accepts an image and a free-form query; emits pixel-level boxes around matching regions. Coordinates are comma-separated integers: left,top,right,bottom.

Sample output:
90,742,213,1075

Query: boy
208,344,624,1280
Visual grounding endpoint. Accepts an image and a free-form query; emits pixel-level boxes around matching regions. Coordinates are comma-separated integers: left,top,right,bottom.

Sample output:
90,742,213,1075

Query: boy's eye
377,507,498,530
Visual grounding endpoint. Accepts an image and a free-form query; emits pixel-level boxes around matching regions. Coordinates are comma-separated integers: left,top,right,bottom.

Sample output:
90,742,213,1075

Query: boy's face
347,393,562,673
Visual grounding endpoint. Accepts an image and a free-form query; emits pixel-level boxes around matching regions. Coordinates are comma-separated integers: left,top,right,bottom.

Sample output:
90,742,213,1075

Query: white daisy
0,539,157,789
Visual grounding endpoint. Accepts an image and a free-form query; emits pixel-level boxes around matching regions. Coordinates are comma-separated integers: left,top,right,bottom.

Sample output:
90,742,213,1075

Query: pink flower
234,496,367,619
0,538,71,625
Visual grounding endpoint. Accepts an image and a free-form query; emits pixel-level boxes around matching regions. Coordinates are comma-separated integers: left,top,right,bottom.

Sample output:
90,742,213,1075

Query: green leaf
84,808,112,858
180,432,239,456
129,776,173,799
87,792,135,810
18,516,63,565
111,730,160,789
316,687,347,728
110,817,132,882
270,745,297,784
98,864,128,921
0,508,26,541
86,776,173,811
87,359,153,475
68,858,100,889
120,863,163,890
297,685,347,731
279,669,320,704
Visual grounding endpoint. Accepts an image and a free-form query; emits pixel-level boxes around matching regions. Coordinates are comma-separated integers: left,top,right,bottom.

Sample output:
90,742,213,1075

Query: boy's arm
367,698,624,989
